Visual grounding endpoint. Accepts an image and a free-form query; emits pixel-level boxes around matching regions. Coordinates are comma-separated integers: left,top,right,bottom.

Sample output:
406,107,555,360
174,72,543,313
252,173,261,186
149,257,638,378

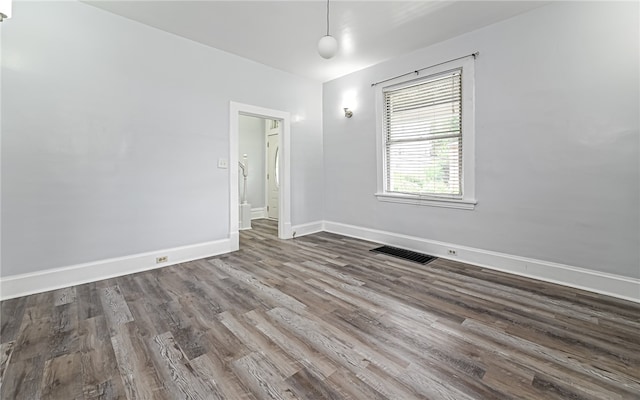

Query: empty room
1,0,639,399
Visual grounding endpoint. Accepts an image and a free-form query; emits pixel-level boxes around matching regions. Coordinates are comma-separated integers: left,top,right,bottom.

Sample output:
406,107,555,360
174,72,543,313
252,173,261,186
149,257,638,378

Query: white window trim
375,56,476,210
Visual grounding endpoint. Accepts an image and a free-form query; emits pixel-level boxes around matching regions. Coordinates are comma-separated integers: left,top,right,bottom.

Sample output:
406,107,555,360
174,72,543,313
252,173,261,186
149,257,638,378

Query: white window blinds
384,68,463,197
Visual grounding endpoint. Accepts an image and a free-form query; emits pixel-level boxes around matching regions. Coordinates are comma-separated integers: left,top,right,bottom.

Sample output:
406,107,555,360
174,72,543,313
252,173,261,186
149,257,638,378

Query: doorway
229,102,291,250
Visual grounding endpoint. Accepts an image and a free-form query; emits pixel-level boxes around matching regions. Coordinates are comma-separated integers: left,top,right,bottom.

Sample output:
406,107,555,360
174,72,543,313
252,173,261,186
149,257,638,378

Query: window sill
374,192,477,210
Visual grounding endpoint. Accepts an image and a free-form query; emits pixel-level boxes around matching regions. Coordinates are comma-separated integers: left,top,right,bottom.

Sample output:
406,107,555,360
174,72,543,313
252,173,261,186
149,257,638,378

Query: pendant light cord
326,0,330,36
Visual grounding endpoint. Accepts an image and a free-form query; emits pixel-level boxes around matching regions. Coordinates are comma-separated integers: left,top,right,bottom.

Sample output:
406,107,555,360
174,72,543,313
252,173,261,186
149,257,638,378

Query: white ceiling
85,1,547,82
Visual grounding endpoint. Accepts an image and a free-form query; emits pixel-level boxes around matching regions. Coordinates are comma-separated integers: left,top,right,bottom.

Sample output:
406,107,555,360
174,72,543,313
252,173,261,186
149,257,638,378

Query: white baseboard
323,221,640,303
230,232,240,252
251,207,267,220
4,222,638,304
281,221,294,239
292,221,324,238
0,238,235,301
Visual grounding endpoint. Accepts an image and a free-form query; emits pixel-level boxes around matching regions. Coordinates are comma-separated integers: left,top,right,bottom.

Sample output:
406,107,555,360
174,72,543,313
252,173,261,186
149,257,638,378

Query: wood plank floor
1,218,639,399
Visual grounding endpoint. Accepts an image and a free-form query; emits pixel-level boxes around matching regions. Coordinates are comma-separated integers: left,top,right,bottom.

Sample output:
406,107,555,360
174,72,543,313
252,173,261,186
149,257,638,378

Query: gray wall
322,1,639,278
239,115,266,209
1,1,323,276
3,1,637,282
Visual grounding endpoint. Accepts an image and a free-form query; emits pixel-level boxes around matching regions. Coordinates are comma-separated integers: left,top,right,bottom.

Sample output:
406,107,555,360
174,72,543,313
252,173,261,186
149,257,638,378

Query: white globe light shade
318,35,338,59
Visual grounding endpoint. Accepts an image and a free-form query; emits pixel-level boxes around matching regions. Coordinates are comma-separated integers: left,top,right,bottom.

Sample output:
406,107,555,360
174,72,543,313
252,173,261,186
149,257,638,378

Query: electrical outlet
156,256,168,263
447,249,457,256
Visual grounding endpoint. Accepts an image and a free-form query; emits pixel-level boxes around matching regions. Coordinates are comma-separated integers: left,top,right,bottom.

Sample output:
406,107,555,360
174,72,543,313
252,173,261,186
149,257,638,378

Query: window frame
375,56,476,210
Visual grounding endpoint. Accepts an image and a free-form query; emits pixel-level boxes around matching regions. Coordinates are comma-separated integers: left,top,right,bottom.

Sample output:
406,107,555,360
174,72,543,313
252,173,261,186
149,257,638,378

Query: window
375,56,476,209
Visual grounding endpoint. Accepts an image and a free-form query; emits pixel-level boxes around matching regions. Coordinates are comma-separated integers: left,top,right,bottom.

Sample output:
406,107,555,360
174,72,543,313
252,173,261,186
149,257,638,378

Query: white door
267,133,279,220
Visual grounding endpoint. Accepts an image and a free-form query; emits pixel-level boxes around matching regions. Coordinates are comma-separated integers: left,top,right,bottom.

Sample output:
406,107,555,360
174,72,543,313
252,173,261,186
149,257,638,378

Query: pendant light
317,0,337,59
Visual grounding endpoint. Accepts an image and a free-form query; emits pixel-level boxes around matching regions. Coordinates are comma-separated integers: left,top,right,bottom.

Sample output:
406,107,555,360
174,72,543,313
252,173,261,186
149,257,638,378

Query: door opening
229,102,291,250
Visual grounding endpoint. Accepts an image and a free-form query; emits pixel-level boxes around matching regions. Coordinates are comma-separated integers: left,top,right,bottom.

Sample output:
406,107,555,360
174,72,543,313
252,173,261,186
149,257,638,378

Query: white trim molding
0,238,235,301
323,221,640,303
4,220,637,304
251,207,267,220
292,221,325,238
374,192,476,210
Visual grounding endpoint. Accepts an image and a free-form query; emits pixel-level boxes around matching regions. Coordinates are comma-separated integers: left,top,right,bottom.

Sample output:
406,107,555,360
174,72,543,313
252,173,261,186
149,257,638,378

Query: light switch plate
218,158,228,169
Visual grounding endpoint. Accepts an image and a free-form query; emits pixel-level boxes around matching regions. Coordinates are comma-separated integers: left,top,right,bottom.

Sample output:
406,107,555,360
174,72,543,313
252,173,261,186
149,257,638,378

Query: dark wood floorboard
1,218,639,399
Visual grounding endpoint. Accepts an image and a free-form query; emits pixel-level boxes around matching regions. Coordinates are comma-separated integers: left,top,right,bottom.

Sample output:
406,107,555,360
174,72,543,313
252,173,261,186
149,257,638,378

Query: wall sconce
0,0,12,21
342,89,357,118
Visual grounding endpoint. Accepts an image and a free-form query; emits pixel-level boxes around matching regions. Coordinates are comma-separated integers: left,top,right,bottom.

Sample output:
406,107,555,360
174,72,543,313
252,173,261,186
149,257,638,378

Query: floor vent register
370,245,436,264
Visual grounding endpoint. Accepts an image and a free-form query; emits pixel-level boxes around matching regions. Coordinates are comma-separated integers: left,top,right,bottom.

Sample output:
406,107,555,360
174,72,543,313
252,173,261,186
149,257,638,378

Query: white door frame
229,102,292,247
